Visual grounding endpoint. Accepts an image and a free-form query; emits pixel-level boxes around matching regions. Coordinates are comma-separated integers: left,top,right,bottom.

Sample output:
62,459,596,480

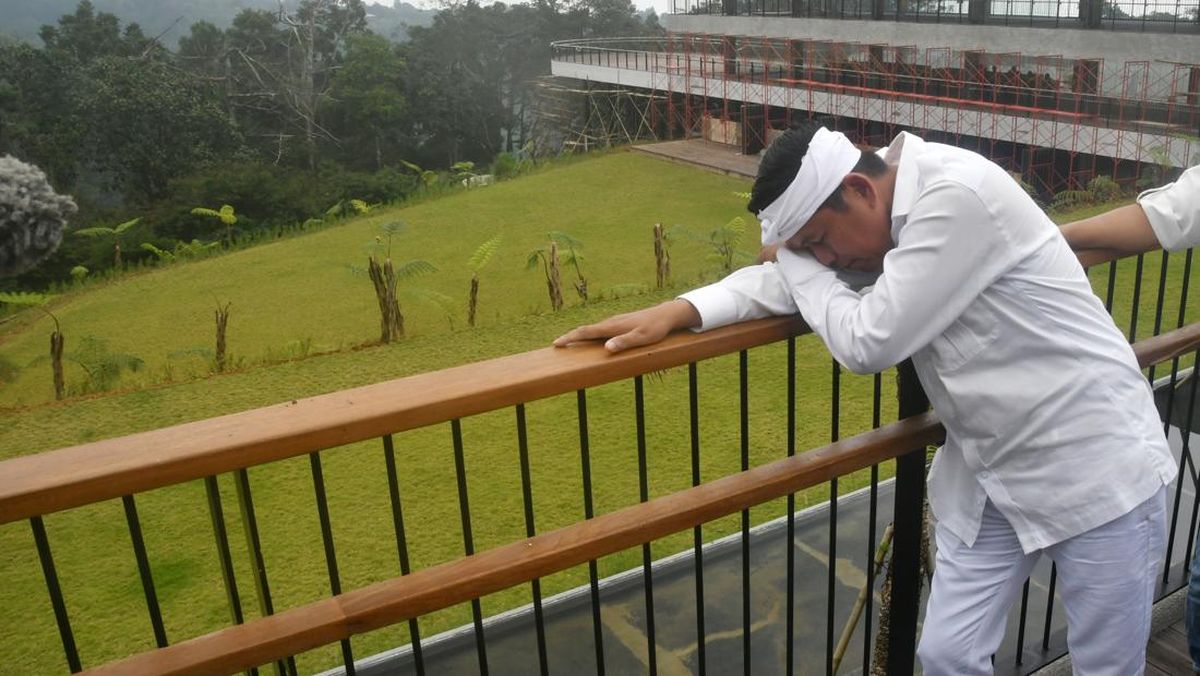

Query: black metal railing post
30,516,81,673
381,434,426,676
886,359,929,675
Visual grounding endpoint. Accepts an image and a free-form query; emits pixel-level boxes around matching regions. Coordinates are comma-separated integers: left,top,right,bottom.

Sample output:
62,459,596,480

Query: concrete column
723,36,739,78
1079,0,1102,27
967,0,987,23
788,38,806,79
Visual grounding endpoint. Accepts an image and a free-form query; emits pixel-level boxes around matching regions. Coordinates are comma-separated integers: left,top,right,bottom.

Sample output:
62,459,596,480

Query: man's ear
842,173,876,205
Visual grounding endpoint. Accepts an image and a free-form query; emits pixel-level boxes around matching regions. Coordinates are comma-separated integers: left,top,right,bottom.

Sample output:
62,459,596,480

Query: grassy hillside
0,154,1196,674
0,152,752,408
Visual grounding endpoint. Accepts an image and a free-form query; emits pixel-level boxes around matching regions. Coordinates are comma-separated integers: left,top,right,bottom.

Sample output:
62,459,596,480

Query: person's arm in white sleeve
553,263,798,352
1139,165,1200,251
777,181,1017,374
676,262,799,330
1061,166,1200,261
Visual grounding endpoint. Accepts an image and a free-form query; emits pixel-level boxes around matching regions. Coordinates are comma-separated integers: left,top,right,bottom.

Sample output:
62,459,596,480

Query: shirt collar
883,131,925,226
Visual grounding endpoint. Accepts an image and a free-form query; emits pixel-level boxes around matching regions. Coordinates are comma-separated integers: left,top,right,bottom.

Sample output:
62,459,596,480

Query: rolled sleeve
1139,166,1200,252
677,263,799,331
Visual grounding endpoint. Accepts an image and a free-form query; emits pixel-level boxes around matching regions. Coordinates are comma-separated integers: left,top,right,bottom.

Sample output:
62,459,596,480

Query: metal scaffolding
551,34,1200,194
529,76,668,154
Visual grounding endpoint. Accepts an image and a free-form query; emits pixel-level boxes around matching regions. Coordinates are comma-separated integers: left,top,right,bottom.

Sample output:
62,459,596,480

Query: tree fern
394,259,437,279
0,291,52,307
467,234,503,273
192,204,238,244
140,242,174,262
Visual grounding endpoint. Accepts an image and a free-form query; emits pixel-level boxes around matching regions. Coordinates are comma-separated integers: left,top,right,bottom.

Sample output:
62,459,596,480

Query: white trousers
917,487,1167,676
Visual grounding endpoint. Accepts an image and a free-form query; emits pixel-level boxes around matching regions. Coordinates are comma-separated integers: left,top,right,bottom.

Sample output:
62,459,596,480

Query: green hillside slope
0,152,752,407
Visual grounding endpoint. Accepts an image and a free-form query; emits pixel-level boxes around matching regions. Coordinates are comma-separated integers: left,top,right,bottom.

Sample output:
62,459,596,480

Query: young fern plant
191,204,238,245
466,234,502,327
709,216,752,275
57,335,144,395
401,160,440,189
550,231,588,301
0,291,65,399
74,217,140,270
362,221,437,343
526,242,564,312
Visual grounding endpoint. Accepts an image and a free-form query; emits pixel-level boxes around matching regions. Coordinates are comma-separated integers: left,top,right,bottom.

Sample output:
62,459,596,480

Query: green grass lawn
1,158,1197,674
0,151,751,408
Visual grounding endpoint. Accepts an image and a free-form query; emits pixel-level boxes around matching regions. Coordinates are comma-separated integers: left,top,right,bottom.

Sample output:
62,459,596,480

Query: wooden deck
1148,617,1194,675
631,139,761,179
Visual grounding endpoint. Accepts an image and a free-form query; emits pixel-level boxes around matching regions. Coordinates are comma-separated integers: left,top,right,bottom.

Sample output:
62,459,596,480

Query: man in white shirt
555,123,1176,674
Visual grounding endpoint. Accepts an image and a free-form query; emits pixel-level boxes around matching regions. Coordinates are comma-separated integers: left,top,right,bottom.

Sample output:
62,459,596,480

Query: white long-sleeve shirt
680,132,1175,552
1140,165,1200,251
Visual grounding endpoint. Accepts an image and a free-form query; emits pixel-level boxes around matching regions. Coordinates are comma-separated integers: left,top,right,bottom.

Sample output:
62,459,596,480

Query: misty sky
364,0,674,21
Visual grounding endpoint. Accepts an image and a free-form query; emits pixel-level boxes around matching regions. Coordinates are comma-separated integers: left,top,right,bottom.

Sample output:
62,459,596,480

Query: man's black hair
747,121,888,216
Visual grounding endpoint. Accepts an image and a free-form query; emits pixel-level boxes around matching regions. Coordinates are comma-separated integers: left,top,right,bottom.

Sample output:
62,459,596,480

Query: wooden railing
3,249,1199,675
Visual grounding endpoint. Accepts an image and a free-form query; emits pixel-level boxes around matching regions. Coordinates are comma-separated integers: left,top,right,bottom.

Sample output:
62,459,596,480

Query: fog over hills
0,0,436,46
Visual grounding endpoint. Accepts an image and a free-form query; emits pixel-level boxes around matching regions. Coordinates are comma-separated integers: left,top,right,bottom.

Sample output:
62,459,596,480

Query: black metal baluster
203,477,245,629
787,339,797,676
1041,563,1058,652
382,435,425,676
888,360,929,675
577,389,606,675
1128,254,1146,342
689,363,707,676
1104,261,1118,313
515,405,550,676
826,361,841,676
634,376,658,676
451,419,489,676
1148,251,1171,381
233,468,295,676
863,371,882,676
738,351,751,675
1014,580,1031,665
1178,350,1200,576
30,516,81,673
1162,252,1195,586
122,494,168,648
309,452,355,675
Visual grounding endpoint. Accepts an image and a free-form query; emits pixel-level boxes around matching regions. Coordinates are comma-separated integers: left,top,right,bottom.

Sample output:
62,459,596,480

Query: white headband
758,127,861,246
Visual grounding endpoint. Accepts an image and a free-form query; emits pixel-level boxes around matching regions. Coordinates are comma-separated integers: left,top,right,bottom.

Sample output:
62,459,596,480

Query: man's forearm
1060,204,1159,257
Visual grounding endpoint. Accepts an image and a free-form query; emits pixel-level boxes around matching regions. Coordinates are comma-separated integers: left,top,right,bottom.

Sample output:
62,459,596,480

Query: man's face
782,175,894,273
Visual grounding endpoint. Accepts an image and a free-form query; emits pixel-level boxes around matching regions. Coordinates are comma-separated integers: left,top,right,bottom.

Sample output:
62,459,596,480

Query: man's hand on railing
553,298,701,353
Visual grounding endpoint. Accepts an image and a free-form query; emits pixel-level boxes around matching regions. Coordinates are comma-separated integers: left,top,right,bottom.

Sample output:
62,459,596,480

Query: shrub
490,152,520,180
1087,175,1123,203
0,155,77,277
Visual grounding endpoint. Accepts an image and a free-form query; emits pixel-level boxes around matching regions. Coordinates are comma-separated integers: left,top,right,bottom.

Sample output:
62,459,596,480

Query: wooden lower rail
85,321,1200,676
89,412,945,676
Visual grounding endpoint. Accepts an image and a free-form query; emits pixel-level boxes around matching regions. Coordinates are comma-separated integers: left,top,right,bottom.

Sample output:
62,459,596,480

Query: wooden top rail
85,319,1200,676
0,247,1163,525
0,315,807,525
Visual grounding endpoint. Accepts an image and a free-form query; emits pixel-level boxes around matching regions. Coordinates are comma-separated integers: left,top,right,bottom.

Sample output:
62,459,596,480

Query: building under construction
547,2,1199,195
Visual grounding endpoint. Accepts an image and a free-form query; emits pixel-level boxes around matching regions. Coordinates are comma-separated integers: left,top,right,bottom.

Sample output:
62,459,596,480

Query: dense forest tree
0,0,662,290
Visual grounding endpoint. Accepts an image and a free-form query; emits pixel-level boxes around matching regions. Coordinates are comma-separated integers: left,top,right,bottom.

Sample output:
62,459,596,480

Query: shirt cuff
678,282,742,332
1138,183,1187,251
